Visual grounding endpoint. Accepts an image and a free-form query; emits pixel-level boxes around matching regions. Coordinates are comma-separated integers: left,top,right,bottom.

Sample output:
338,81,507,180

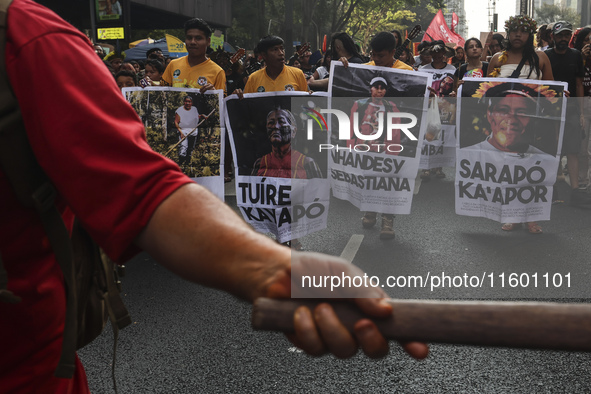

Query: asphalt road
79,170,591,393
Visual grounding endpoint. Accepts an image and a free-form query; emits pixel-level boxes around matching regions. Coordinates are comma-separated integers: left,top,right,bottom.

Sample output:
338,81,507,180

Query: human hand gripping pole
259,252,429,359
254,252,591,354
253,297,591,352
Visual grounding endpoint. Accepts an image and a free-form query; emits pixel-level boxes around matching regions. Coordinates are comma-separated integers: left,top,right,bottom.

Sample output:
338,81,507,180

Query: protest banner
456,78,567,222
328,62,431,214
419,96,456,170
224,92,330,243
123,87,225,199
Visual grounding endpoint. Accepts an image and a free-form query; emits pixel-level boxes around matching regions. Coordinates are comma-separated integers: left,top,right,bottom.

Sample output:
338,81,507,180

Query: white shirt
176,106,199,132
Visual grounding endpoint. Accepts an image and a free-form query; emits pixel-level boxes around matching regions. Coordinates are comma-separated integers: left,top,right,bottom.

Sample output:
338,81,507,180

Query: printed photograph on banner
328,62,431,214
224,92,330,243
456,78,567,223
123,87,224,198
96,0,122,21
419,124,457,170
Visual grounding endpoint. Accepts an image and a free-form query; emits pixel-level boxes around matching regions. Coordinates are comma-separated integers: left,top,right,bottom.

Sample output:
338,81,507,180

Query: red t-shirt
1,1,191,392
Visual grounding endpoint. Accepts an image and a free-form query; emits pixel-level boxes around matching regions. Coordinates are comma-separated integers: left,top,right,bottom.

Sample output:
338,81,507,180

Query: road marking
339,234,364,263
287,347,303,353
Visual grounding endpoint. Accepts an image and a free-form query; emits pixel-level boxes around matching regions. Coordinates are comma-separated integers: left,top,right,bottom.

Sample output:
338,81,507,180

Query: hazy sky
463,0,516,38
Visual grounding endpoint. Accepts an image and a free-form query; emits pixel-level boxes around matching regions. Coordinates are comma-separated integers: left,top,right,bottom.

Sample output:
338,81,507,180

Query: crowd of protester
6,2,591,390
92,15,591,236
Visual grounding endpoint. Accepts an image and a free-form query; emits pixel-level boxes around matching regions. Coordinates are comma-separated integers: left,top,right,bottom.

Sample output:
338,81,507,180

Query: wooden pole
252,298,591,351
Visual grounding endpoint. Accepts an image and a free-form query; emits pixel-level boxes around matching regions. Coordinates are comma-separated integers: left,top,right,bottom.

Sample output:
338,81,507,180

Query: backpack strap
510,57,527,78
0,0,78,378
0,1,20,305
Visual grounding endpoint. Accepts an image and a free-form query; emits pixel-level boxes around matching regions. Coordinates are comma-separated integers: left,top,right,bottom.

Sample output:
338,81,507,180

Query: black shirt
545,48,585,96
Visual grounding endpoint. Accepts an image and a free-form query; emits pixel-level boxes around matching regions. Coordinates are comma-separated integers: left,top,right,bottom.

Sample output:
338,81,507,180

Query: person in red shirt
0,1,428,392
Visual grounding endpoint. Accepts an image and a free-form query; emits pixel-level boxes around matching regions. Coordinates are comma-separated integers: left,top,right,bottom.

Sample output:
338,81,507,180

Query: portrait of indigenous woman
252,107,321,179
487,15,553,80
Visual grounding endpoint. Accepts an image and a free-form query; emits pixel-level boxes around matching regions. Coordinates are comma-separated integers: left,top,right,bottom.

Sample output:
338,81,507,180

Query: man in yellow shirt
161,18,226,93
364,32,414,70
242,36,308,93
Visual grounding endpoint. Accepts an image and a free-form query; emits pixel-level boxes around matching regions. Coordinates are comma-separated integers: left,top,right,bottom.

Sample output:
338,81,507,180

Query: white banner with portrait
328,62,431,214
123,87,225,199
456,78,567,222
224,92,330,243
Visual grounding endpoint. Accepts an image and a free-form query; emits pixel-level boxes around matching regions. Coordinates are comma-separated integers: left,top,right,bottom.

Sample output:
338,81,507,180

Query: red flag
451,12,459,33
422,9,465,47
322,35,327,53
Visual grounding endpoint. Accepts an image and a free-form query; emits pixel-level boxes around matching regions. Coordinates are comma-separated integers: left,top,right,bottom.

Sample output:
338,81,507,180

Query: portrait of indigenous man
348,76,401,155
456,79,565,228
252,107,321,179
175,95,208,166
466,82,558,155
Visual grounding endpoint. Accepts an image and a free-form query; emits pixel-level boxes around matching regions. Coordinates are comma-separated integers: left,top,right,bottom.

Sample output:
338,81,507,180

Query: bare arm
487,53,501,77
308,78,329,91
174,113,183,137
133,183,429,358
481,32,493,61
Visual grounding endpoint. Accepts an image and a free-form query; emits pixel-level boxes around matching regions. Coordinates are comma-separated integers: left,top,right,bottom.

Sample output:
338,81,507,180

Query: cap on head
370,77,387,87
428,40,455,56
552,21,573,35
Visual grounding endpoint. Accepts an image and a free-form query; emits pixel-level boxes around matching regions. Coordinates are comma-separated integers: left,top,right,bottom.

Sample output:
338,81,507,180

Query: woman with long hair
487,15,553,234
454,37,489,92
488,15,553,80
330,32,365,64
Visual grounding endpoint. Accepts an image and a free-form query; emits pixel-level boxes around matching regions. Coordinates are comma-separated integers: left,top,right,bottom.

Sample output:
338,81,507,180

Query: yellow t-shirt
364,60,414,71
244,65,308,93
162,57,226,92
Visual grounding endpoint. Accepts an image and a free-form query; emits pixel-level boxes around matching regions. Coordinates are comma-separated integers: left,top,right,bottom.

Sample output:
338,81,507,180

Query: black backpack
0,0,131,386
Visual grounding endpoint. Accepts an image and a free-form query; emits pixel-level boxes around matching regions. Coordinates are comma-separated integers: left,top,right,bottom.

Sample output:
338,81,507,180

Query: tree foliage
535,4,581,28
228,0,447,53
